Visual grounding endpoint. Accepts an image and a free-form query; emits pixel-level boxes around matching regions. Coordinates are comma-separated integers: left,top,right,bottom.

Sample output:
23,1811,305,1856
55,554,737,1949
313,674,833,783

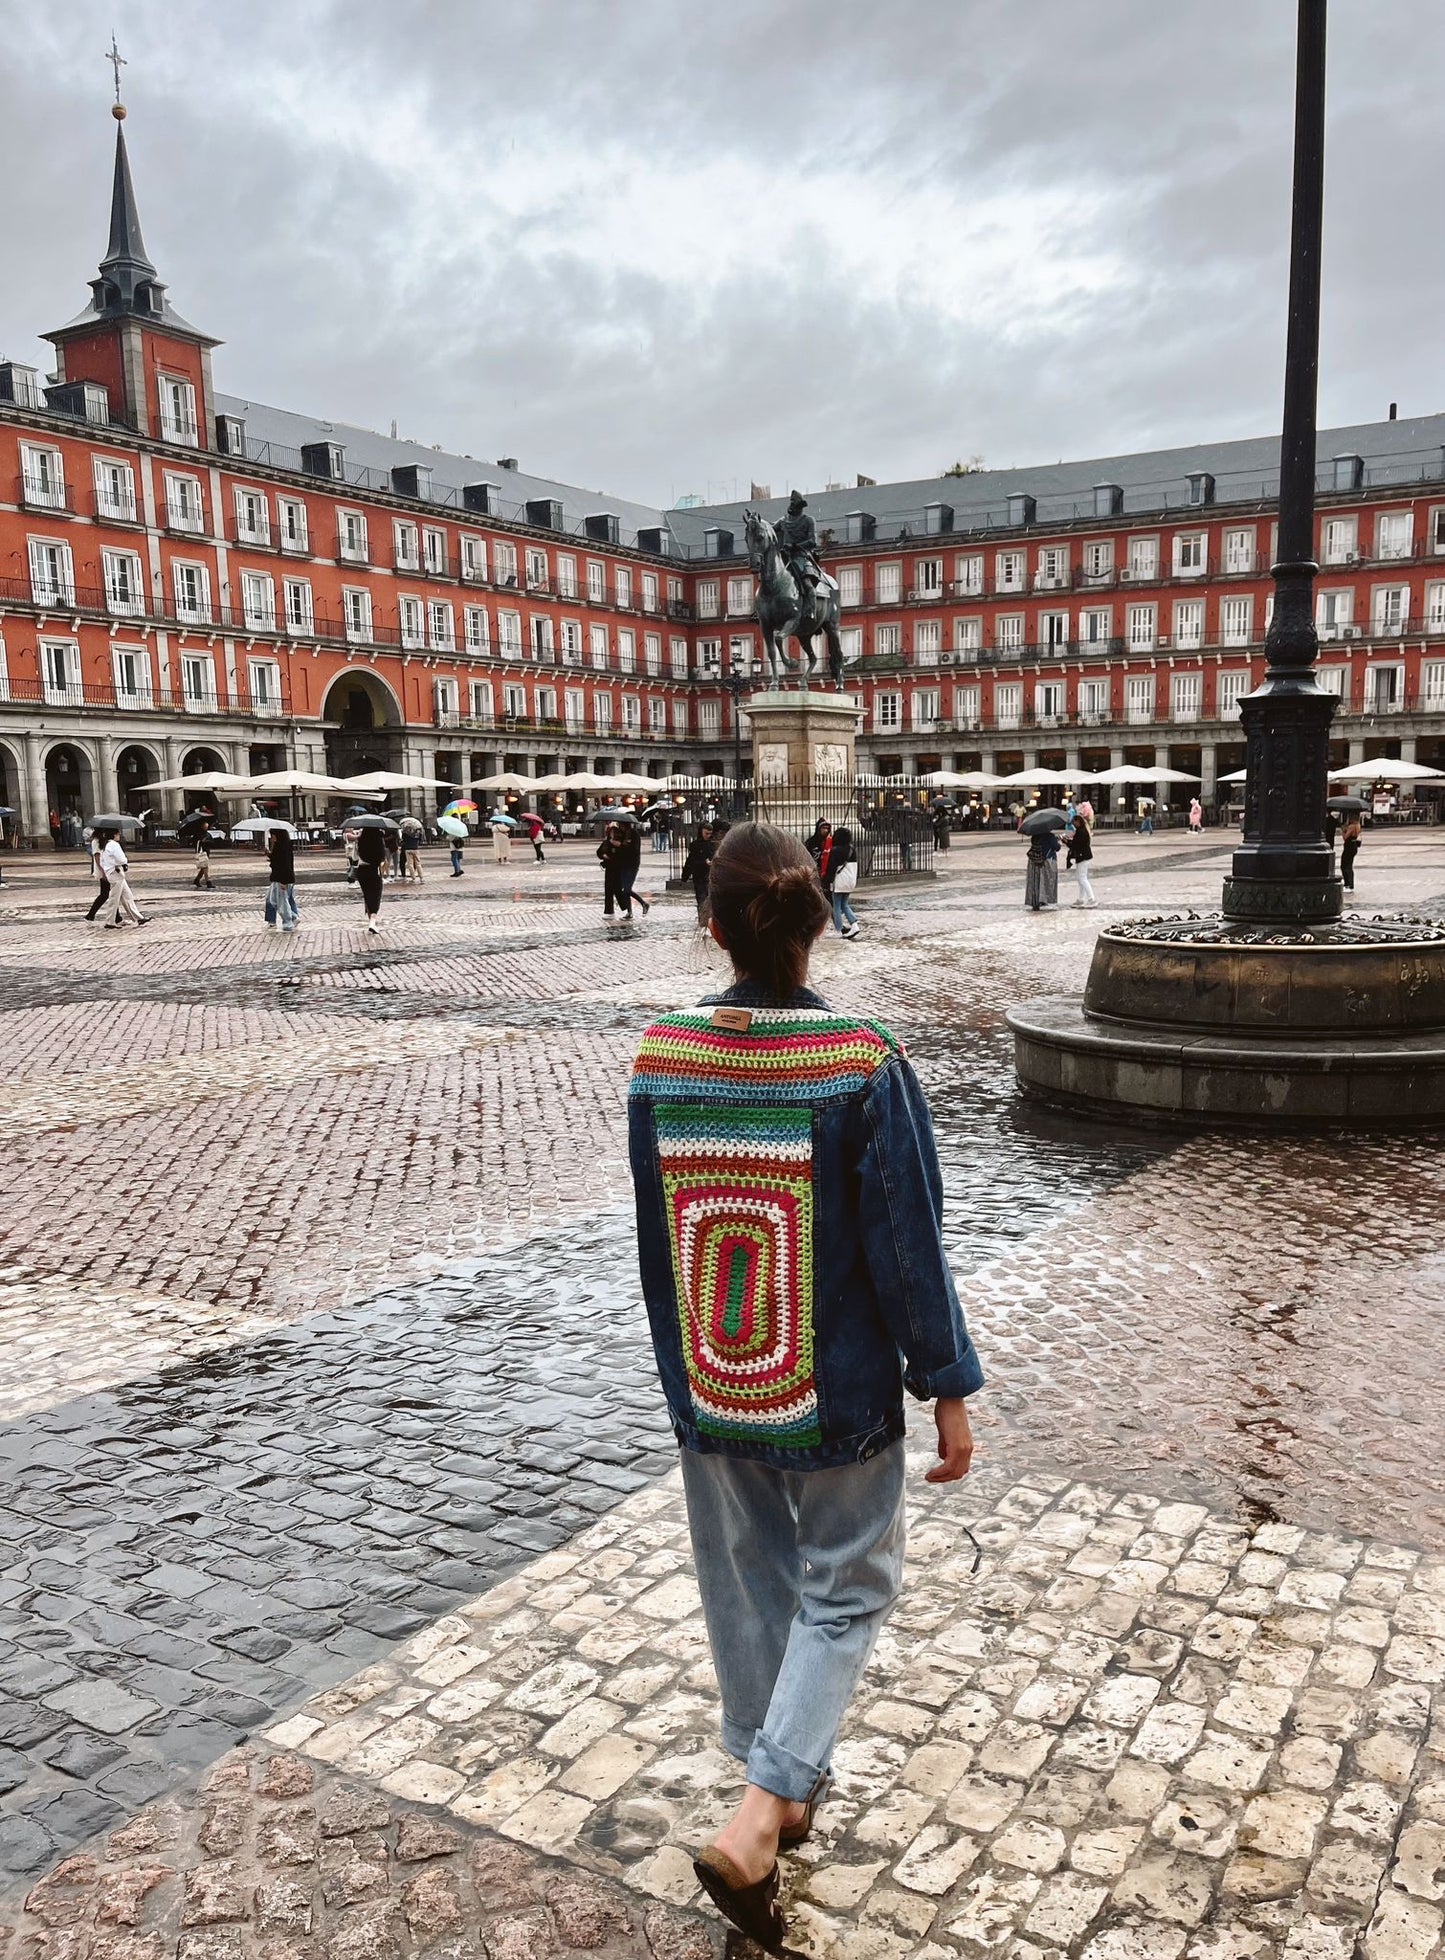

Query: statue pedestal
747,690,859,782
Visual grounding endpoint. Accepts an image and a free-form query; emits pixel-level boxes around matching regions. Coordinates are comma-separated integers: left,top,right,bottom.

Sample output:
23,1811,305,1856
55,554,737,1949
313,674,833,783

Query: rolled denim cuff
745,1731,828,1804
904,1345,985,1402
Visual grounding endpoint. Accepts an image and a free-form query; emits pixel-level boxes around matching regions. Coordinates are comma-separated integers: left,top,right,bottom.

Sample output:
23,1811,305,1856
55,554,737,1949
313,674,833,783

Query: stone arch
321,668,404,775
181,745,230,775
42,741,97,839
116,741,165,811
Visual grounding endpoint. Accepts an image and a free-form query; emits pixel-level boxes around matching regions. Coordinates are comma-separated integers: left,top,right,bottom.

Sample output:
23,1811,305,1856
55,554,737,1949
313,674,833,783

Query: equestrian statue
744,492,851,690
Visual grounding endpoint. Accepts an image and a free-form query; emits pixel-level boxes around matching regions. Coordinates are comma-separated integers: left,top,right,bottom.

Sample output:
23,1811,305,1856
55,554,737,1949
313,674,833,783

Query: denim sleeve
858,1059,984,1401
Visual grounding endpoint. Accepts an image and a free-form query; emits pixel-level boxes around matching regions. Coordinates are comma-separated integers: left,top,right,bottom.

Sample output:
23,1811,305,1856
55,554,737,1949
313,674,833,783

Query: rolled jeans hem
744,1733,830,1804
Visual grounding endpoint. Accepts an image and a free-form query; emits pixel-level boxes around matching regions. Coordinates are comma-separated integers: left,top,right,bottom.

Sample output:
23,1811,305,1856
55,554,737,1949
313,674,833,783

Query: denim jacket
628,980,983,1470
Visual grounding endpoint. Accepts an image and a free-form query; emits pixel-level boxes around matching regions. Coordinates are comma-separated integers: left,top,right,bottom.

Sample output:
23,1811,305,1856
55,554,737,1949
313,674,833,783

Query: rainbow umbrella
443,798,479,817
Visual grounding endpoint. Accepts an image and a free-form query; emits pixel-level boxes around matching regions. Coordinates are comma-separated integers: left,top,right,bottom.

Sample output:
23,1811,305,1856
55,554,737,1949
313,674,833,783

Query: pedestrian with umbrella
438,813,467,876
347,815,387,932
179,811,217,891
517,809,546,864
99,827,149,928
1020,808,1066,911
1063,802,1097,909
488,805,515,865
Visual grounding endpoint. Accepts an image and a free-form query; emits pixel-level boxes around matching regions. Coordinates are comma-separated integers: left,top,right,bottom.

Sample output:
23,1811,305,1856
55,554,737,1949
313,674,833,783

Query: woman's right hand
927,1398,975,1483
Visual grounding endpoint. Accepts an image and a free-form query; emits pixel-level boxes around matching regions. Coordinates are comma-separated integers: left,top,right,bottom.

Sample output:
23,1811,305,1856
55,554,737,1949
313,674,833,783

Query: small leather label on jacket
710,1008,753,1032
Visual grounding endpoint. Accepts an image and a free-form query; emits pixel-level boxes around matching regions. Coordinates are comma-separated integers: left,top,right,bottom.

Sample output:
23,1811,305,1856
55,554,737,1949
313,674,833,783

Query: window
1316,666,1347,705
1126,603,1157,651
1173,532,1207,576
1423,661,1445,707
1079,677,1110,723
913,687,942,728
1432,510,1445,558
1317,589,1354,637
955,683,981,727
995,682,1022,728
954,617,982,657
560,619,582,663
726,575,751,616
915,619,942,663
234,488,270,545
1373,586,1409,634
672,700,690,737
1171,673,1202,722
530,613,554,660
338,509,369,562
1080,606,1113,646
399,595,424,648
21,444,65,508
696,578,720,620
616,567,633,610
112,645,150,708
876,562,903,604
594,693,613,732
840,626,863,664
618,629,635,673
460,534,488,583
164,473,204,533
1173,599,1204,649
1218,670,1251,718
875,622,902,659
240,570,275,629
1126,675,1155,723
434,678,460,726
995,614,1024,653
994,551,1024,593
504,683,528,720
102,548,143,615
915,557,944,597
494,540,518,589
1036,545,1068,589
342,587,372,642
1127,536,1159,581
180,652,217,709
464,605,489,652
955,553,984,596
173,561,212,625
248,658,281,713
1220,596,1253,646
641,573,659,613
394,520,420,570
644,632,662,674
469,680,494,723
1375,512,1413,561
648,697,666,733
1039,610,1070,654
158,374,198,444
1035,681,1065,724
498,609,523,656
278,497,308,553
586,560,606,605
696,638,722,677
839,566,863,608
429,601,456,652
1322,516,1357,565
875,691,902,730
1083,540,1114,582
589,624,609,669
41,639,82,705
1223,526,1256,574
1366,664,1403,712
526,548,549,590
1427,583,1445,634
729,634,753,678
28,538,75,606
565,689,586,731
670,637,689,679
284,578,313,633
423,527,447,577
622,694,641,732
93,457,136,521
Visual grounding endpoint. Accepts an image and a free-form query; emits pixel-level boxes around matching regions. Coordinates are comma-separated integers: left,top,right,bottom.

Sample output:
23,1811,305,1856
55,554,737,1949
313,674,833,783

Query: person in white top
99,833,148,928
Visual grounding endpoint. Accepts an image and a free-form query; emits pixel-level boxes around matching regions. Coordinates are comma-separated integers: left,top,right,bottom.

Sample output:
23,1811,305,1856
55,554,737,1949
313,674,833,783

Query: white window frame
1173,532,1207,576
469,679,494,724
180,650,218,710
1125,675,1155,724
338,508,369,563
164,472,204,534
914,557,944,598
111,643,151,709
1126,536,1159,581
1126,603,1157,652
1035,545,1068,590
616,567,634,610
240,570,276,630
93,456,137,522
556,554,577,598
284,577,314,634
498,609,523,657
464,604,489,653
1083,540,1114,582
1223,526,1256,574
1171,672,1202,723
994,681,1022,729
460,534,488,584
102,547,144,617
876,562,903,605
670,637,689,679
993,551,1024,594
586,560,606,605
954,616,982,658
697,578,721,619
21,443,65,509
434,677,461,727
399,595,425,649
234,487,271,546
40,638,83,705
1373,585,1409,635
1172,599,1204,650
875,622,902,659
1322,516,1358,566
839,566,864,608
28,537,76,607
1374,511,1414,562
158,373,199,445
914,619,942,664
1220,596,1253,647
1365,662,1404,712
393,519,420,571
641,572,659,613
278,496,309,553
429,600,456,652
593,691,613,732
1034,680,1065,726
954,553,984,596
726,574,751,616
423,527,447,577
493,540,518,589
874,691,902,730
1079,677,1110,724
995,613,1024,653
589,624,609,670
172,560,213,625
247,656,282,714
343,586,373,643
1422,659,1445,707
1218,670,1251,719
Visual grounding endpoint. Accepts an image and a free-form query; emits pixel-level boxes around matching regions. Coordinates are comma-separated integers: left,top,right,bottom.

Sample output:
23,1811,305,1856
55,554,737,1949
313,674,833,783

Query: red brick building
3,112,1444,831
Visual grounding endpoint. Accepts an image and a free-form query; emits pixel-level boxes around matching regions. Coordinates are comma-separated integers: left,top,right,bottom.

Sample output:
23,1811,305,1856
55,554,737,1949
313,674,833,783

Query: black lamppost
722,661,751,817
1224,0,1339,924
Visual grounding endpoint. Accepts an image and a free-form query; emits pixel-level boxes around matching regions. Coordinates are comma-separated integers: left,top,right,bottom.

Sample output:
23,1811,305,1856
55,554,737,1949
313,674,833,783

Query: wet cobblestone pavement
1,834,1443,1957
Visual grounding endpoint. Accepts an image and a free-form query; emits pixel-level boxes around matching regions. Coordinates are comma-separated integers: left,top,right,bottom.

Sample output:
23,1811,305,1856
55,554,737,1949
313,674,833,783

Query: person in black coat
354,824,385,933
679,822,718,917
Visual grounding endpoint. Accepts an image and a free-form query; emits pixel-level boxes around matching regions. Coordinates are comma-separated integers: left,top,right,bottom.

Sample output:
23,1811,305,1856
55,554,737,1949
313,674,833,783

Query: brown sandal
777,1796,818,1848
692,1845,787,1955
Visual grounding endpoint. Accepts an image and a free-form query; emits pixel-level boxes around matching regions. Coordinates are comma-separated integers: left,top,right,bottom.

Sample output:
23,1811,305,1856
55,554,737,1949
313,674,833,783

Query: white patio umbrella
230,816,299,839
338,770,459,792
1327,759,1445,783
467,772,538,793
248,769,381,797
148,771,256,794
1217,767,1250,784
1089,764,1201,784
991,767,1078,788
921,768,1004,789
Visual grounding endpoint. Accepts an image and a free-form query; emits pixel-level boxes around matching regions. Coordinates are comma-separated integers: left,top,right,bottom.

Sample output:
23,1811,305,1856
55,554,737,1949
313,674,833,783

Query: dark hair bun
707,823,830,997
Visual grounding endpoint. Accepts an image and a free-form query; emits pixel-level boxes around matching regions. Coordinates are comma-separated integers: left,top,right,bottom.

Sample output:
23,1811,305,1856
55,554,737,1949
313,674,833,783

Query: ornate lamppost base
1221,874,1342,924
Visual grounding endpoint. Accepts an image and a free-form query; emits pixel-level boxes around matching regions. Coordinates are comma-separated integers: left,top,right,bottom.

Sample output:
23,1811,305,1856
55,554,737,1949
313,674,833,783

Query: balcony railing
20,470,71,512
0,675,292,716
93,492,141,525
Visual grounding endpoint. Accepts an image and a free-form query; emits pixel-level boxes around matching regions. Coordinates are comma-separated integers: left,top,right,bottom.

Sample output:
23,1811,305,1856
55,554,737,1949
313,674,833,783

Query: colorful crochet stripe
631,1008,901,1106
655,1101,820,1446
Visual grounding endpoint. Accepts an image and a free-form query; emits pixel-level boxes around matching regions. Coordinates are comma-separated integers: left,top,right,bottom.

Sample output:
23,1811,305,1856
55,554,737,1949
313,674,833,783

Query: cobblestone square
1,832,1443,1958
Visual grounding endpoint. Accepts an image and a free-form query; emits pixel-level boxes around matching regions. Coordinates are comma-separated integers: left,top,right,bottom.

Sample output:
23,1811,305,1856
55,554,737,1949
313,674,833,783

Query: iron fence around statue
666,774,937,886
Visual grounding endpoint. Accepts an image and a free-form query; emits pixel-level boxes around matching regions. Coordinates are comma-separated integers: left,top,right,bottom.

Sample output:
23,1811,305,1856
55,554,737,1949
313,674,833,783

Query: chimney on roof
497,457,518,470
1389,402,1398,421
856,474,876,488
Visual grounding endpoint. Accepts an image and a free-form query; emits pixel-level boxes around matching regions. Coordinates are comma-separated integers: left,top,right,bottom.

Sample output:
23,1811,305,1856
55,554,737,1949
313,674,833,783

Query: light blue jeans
268,881,299,929
832,892,858,934
679,1441,906,1802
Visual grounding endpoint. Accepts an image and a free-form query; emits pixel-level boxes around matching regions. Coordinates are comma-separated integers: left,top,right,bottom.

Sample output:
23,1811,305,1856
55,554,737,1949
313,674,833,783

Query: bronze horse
744,510,848,690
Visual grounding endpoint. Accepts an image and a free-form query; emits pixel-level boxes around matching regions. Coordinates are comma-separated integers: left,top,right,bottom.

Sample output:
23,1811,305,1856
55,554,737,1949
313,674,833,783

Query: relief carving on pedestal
757,743,789,779
813,742,849,775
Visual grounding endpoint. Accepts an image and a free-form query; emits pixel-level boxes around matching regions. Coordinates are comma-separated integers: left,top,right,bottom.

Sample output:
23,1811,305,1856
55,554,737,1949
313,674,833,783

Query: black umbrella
85,812,146,832
594,807,642,827
177,810,213,832
344,814,401,831
1019,808,1070,836
1325,795,1367,815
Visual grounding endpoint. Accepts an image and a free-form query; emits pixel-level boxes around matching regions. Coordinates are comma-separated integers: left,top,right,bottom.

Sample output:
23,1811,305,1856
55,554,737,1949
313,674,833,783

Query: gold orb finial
112,102,127,120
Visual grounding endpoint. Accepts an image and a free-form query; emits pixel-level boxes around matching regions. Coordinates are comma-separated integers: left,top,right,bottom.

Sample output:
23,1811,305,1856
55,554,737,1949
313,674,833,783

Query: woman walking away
827,823,860,938
1024,828,1060,911
616,820,650,921
489,808,513,864
85,829,111,923
1340,814,1363,897
100,831,148,928
598,822,629,930
1064,806,1097,908
266,827,299,933
518,810,546,863
1188,796,1204,835
679,821,718,918
354,821,386,933
449,830,465,878
628,823,981,1955
193,831,215,891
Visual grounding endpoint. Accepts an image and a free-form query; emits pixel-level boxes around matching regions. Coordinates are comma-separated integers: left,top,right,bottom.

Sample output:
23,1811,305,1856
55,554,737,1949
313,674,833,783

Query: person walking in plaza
354,820,385,933
489,808,513,864
266,826,299,932
1340,813,1363,897
627,822,981,1955
1024,827,1060,911
193,830,215,891
518,810,546,863
84,828,111,922
100,830,148,928
679,820,719,918
616,818,650,920
825,823,860,939
598,822,629,929
1064,804,1097,908
1188,796,1204,834
401,819,425,882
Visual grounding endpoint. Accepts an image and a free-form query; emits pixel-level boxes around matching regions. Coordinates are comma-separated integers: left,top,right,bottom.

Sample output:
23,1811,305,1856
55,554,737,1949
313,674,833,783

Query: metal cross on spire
106,32,127,106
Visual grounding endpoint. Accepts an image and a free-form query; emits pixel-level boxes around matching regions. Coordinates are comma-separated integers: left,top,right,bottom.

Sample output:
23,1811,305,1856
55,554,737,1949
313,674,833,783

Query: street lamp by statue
1223,0,1339,925
721,658,751,816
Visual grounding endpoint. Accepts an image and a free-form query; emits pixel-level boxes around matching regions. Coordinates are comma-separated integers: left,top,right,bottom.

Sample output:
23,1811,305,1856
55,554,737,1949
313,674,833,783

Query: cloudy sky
2,1,1442,507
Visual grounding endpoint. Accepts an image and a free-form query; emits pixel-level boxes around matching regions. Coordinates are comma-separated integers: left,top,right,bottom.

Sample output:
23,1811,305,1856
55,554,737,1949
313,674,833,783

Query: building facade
3,114,1445,832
